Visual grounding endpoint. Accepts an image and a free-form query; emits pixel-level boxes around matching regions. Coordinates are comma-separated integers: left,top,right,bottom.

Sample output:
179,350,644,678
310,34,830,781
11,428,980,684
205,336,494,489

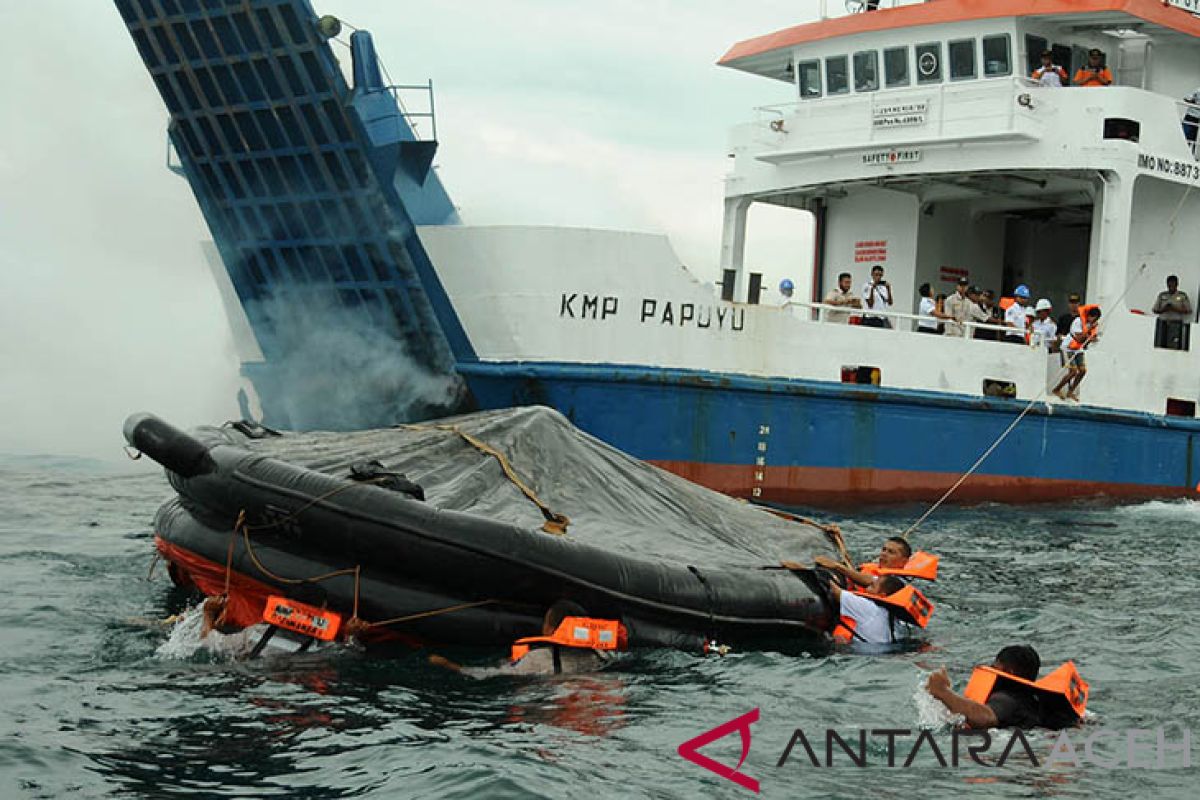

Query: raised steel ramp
115,0,473,428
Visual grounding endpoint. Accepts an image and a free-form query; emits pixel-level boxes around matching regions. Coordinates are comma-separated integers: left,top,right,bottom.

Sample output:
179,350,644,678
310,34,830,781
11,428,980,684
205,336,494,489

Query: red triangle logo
677,708,761,793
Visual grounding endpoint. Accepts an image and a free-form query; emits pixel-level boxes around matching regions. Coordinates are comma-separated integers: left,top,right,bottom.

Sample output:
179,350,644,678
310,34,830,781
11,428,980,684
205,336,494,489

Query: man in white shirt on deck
1032,299,1058,350
861,265,893,328
1031,50,1067,87
1003,285,1032,344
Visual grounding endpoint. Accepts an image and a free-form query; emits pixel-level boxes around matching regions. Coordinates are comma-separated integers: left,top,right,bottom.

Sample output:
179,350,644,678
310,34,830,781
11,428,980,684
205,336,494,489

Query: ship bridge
717,0,1200,336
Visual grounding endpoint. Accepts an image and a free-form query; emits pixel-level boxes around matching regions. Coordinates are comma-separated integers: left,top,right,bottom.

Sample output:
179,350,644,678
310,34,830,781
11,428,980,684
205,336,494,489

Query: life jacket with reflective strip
859,551,939,582
963,661,1088,722
1067,304,1100,350
832,585,934,643
510,616,627,662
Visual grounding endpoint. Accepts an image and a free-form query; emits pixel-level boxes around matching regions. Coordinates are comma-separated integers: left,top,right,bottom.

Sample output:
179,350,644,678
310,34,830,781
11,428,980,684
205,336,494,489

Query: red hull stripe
651,460,1198,506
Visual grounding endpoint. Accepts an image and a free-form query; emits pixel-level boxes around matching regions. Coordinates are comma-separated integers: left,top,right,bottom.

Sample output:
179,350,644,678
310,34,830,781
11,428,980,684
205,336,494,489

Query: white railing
783,300,1047,344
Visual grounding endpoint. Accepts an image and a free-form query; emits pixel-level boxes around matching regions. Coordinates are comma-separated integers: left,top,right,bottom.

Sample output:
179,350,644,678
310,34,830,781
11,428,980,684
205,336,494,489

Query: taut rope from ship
902,258,1156,539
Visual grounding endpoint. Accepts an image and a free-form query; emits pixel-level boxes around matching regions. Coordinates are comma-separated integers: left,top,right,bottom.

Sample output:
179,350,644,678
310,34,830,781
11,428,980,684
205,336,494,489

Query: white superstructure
418,0,1200,421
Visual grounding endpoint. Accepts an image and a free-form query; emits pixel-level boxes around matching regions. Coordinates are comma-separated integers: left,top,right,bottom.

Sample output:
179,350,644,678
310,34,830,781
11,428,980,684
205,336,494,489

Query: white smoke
249,287,466,431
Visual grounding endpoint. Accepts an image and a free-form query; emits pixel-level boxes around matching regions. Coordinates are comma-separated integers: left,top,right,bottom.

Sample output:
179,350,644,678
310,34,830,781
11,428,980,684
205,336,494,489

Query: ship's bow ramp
115,0,471,430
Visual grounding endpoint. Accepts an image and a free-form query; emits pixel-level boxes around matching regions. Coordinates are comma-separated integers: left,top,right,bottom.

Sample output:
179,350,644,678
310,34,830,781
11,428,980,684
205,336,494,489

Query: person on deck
1032,299,1058,350
926,645,1087,730
1052,305,1102,400
1031,50,1068,88
1003,285,1032,344
974,290,1002,341
917,283,939,334
1057,293,1082,336
823,272,864,323
943,278,988,337
1152,274,1192,351
778,278,796,306
1184,87,1200,145
861,265,894,328
1073,49,1113,87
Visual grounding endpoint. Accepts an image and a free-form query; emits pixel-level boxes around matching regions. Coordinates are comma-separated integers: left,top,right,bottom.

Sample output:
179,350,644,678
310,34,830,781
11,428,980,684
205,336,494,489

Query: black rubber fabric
137,406,837,648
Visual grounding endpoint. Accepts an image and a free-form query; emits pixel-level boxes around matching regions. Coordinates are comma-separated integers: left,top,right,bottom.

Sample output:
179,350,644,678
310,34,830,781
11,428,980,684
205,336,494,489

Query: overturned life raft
128,406,841,651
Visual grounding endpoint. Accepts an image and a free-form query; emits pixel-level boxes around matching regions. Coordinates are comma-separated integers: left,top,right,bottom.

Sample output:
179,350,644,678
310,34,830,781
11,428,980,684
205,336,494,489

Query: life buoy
511,616,627,662
963,661,1088,721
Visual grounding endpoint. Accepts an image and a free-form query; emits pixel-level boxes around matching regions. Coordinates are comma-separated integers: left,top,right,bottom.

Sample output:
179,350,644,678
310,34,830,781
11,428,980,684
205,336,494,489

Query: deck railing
783,299,1052,345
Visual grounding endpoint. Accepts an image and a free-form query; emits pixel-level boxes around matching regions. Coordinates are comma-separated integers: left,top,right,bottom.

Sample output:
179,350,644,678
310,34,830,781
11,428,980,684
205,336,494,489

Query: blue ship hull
461,362,1200,505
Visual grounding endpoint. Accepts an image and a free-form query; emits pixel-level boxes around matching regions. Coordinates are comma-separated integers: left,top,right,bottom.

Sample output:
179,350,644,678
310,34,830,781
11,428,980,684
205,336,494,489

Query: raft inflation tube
128,408,840,651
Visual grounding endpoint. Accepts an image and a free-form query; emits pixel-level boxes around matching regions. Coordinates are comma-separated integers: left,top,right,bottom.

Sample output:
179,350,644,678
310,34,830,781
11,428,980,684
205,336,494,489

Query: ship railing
381,80,438,142
1179,98,1199,158
786,300,1035,342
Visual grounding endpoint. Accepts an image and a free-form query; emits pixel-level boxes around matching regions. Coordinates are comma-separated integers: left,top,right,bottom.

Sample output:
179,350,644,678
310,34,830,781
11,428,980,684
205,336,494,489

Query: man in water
829,575,912,645
815,536,912,594
430,600,612,676
926,645,1045,729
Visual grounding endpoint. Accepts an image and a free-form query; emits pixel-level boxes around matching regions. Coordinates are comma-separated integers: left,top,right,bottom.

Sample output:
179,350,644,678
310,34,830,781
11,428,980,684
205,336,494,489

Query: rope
403,423,570,534
901,263,1151,539
365,599,497,628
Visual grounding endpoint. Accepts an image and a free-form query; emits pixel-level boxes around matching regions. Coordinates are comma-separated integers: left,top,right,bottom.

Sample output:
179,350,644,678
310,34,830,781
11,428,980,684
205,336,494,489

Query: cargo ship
116,0,1200,504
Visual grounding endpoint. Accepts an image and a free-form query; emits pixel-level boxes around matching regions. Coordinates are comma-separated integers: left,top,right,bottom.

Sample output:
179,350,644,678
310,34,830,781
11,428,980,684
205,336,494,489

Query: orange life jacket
1067,304,1100,350
963,662,1088,722
510,616,627,662
262,595,342,641
998,297,1015,310
859,551,940,582
832,585,934,643
1073,67,1112,87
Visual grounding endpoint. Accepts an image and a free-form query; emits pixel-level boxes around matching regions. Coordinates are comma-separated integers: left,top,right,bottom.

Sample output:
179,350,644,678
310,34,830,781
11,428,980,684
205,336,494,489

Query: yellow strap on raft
403,423,570,534
963,662,1088,719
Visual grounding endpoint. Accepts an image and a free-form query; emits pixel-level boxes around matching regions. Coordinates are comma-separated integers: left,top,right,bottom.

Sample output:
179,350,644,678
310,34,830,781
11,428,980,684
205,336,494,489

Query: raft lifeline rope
202,481,498,638
402,423,570,534
902,259,1154,540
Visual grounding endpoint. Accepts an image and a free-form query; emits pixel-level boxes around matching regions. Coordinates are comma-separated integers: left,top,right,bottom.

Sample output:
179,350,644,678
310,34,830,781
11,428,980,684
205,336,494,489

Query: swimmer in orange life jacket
815,536,937,594
828,575,933,645
926,645,1088,730
430,601,624,676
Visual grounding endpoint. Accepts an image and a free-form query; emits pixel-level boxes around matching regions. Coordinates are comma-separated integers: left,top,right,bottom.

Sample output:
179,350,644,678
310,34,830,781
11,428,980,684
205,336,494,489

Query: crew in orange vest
815,536,938,595
1052,304,1101,400
1073,49,1113,87
829,575,934,645
926,645,1088,729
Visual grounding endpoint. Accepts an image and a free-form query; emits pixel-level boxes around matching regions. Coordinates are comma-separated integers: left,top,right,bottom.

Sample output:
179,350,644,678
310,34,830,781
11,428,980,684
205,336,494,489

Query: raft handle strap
403,423,570,535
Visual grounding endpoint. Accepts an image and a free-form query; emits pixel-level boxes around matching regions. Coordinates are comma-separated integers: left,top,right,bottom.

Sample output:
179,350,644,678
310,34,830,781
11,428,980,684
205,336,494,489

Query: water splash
913,671,964,729
155,605,266,662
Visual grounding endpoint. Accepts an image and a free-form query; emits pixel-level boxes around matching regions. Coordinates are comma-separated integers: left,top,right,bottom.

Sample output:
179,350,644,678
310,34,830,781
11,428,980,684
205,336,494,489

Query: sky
0,0,824,460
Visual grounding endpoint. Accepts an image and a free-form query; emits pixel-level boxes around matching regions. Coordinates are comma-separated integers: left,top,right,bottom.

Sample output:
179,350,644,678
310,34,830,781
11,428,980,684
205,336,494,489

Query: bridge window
854,50,879,92
1025,35,1048,75
798,60,822,98
916,42,942,84
949,39,977,80
884,46,910,87
827,55,850,95
983,34,1011,76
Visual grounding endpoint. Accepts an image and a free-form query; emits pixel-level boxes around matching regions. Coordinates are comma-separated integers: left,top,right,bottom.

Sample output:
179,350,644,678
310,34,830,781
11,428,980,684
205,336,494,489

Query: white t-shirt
862,281,892,314
839,591,898,644
1033,66,1065,87
1067,316,1087,349
918,296,937,330
1032,317,1058,348
1004,302,1028,335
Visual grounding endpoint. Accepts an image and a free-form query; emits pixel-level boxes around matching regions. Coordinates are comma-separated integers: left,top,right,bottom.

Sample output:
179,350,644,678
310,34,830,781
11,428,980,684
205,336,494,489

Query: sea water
1,454,1197,798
